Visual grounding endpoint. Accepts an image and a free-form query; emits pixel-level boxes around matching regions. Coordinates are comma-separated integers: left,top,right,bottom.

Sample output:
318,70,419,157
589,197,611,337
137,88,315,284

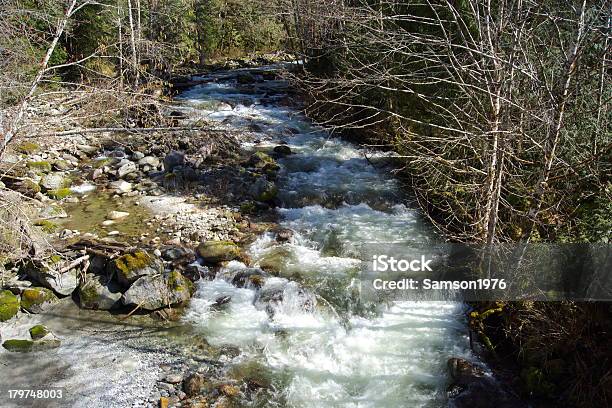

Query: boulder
40,172,70,190
249,177,278,202
117,161,137,178
109,180,133,193
24,262,78,296
164,150,185,172
0,290,20,321
27,161,52,173
78,275,122,310
197,241,241,263
276,228,293,242
108,251,163,287
20,287,58,313
247,151,279,172
122,270,194,311
138,156,160,168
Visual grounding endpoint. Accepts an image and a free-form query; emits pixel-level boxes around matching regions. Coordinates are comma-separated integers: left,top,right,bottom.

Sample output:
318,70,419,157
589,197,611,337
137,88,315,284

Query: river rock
0,290,20,321
29,324,50,340
249,177,278,202
40,172,70,190
39,203,68,219
164,150,185,172
447,357,525,408
78,274,122,310
20,287,58,313
108,251,163,287
138,156,160,168
109,180,133,193
183,373,211,397
273,145,292,156
117,161,137,178
122,270,194,311
196,241,241,263
275,228,293,242
237,73,256,84
107,210,130,220
24,262,78,296
2,331,61,353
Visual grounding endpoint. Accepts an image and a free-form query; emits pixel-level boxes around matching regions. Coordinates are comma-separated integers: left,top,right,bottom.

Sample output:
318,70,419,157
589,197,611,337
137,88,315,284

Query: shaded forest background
0,1,610,407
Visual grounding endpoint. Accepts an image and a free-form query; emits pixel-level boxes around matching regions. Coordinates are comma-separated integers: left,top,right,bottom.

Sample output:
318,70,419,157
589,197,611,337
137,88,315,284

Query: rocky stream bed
0,64,523,408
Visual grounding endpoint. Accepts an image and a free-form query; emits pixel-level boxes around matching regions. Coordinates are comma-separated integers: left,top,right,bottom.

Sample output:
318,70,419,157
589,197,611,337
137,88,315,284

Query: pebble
101,220,115,227
108,230,120,236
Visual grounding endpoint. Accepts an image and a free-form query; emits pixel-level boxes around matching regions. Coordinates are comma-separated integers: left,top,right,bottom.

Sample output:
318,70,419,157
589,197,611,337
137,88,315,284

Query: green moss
93,157,113,169
2,339,34,352
79,281,99,304
240,201,256,214
167,270,194,294
0,290,20,322
47,188,72,200
27,161,52,173
114,251,152,275
15,141,40,154
20,287,57,313
34,220,59,234
29,324,50,340
49,255,62,264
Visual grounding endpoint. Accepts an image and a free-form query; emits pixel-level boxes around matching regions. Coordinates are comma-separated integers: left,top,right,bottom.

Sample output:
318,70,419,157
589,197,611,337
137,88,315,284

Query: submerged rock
78,274,122,310
122,270,194,311
0,290,20,321
108,251,163,287
197,241,241,263
20,287,58,313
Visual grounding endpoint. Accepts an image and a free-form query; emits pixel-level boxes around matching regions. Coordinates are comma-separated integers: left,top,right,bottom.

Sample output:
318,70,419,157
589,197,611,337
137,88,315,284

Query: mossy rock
34,220,59,234
46,188,72,200
109,251,162,287
228,360,272,389
0,290,20,322
29,324,50,340
15,141,41,154
197,241,241,263
16,178,41,196
2,339,34,352
167,270,195,295
2,337,60,353
78,275,122,310
27,161,52,173
20,287,58,313
240,201,257,215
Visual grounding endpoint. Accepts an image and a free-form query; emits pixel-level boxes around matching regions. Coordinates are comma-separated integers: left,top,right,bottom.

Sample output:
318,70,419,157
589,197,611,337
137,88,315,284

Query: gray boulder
249,177,278,202
40,172,69,190
25,262,78,296
78,275,122,310
117,161,137,178
122,271,194,311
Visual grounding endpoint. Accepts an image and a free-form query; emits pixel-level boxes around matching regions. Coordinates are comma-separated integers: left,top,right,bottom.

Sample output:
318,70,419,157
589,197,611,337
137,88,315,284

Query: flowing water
177,66,476,407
